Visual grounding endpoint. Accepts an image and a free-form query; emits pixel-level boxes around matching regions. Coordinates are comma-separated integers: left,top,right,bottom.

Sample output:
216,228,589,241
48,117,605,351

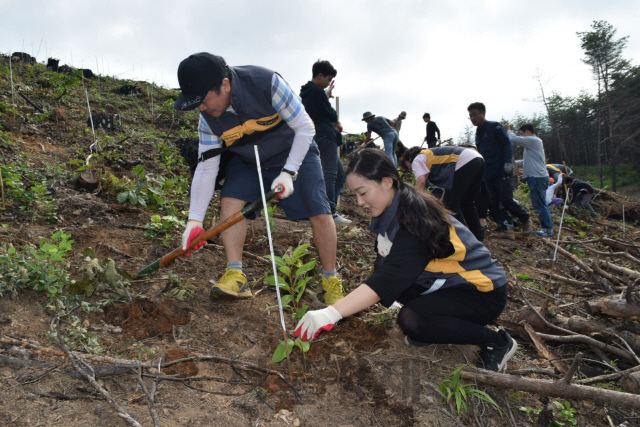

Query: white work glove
271,171,294,199
181,220,206,256
294,306,342,341
324,80,335,98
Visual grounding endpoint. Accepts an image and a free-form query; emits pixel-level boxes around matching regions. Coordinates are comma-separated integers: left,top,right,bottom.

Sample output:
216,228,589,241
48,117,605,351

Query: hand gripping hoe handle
136,186,282,276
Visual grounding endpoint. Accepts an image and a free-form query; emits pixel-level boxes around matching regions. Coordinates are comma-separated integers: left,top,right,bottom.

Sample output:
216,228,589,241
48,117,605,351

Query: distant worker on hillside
361,111,399,166
400,146,485,241
564,176,597,218
300,59,351,225
547,163,573,187
422,113,441,148
467,102,531,240
505,123,555,238
546,178,563,207
294,149,517,372
391,111,407,134
174,52,344,304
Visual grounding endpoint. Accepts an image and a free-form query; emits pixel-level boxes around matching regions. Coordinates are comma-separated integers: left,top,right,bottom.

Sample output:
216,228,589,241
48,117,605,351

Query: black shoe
404,336,429,347
475,330,517,372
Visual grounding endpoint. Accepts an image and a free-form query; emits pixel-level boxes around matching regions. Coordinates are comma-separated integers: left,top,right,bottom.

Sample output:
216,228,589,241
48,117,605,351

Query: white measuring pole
553,188,572,261
254,146,287,333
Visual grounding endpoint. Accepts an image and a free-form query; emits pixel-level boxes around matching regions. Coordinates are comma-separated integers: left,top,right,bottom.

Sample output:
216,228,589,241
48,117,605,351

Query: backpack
175,138,233,191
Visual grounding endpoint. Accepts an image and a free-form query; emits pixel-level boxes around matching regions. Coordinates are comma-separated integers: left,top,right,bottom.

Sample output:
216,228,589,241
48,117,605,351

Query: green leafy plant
144,214,185,246
1,163,61,222
436,365,502,415
265,243,316,322
520,401,577,426
0,230,73,297
265,243,317,364
265,202,278,232
271,337,311,363
68,248,133,300
162,273,196,301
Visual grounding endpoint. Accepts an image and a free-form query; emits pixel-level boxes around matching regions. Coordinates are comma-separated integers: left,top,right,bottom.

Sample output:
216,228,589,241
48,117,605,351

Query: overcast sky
3,1,640,148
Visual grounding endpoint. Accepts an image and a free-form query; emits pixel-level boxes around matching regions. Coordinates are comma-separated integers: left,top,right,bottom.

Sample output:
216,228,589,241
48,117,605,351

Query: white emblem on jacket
377,233,393,257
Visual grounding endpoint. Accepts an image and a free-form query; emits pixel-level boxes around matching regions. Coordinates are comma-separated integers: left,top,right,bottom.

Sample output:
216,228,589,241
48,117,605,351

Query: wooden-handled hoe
136,186,282,276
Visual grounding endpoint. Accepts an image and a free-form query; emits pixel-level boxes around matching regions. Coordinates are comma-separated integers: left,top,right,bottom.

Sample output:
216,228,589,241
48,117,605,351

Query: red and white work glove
294,306,342,341
181,220,206,256
271,172,294,199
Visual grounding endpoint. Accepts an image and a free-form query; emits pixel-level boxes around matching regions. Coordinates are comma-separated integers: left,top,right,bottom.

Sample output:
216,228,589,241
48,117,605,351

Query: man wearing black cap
361,112,399,166
174,52,344,304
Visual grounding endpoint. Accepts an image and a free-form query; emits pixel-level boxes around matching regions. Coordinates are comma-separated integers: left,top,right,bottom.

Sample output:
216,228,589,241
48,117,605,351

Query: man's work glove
295,306,342,341
271,171,294,199
504,163,514,175
182,220,206,256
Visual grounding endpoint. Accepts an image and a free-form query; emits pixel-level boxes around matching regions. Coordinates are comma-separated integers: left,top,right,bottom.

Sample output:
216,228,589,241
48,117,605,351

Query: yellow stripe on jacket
424,226,495,292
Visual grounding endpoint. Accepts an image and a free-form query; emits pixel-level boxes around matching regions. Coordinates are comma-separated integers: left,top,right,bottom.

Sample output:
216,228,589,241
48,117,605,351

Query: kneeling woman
295,149,517,371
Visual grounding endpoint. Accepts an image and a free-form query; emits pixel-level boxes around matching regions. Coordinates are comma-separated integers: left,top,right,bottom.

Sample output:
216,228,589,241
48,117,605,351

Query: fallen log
0,354,137,380
537,332,637,363
567,315,640,355
530,267,596,288
600,261,640,280
600,237,640,257
580,245,640,265
586,296,640,320
591,260,628,288
460,368,640,410
543,239,594,275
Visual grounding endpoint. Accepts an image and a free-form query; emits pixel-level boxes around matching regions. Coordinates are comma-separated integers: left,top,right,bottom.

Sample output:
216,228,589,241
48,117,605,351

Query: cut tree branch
460,368,640,410
55,319,143,427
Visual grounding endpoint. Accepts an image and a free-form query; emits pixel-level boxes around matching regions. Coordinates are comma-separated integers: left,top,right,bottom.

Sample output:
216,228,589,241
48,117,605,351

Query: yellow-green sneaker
321,277,344,305
210,269,252,299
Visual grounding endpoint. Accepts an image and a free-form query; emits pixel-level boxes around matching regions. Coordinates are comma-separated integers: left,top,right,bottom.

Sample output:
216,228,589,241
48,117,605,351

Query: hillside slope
2,54,640,426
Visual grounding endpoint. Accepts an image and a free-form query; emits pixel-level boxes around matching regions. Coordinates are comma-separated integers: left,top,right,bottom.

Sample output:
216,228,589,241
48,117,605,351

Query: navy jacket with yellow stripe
366,191,507,308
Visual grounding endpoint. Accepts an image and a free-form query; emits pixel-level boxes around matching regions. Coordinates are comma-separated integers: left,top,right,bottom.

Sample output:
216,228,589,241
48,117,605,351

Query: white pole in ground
553,189,572,262
254,146,293,377
254,146,287,332
9,53,16,121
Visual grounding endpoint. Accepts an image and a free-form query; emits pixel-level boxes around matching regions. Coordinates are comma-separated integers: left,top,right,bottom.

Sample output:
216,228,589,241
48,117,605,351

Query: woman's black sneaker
404,336,430,347
475,330,517,372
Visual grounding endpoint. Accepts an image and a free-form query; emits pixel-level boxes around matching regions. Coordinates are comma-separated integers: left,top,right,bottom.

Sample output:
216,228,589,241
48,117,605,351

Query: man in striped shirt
174,53,344,304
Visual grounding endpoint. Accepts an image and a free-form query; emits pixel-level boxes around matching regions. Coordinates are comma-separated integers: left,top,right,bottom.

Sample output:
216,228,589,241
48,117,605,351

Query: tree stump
76,171,99,192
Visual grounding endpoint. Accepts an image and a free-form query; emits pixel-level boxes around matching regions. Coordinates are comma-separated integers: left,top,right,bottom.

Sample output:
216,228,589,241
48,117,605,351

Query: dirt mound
105,298,191,340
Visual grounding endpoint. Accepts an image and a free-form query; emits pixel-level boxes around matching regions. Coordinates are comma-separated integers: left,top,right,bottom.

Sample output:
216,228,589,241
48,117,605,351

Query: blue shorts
220,143,331,220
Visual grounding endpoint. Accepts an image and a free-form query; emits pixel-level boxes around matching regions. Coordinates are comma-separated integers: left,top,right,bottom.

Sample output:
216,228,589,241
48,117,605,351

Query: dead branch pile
505,233,640,410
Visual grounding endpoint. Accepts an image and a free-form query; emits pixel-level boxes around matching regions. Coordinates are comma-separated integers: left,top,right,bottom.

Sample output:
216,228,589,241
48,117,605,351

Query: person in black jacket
294,149,518,372
564,177,597,218
300,60,351,225
468,102,531,240
423,113,441,148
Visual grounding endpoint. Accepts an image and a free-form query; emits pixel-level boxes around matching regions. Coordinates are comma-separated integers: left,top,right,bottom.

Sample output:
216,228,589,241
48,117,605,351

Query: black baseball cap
174,53,227,111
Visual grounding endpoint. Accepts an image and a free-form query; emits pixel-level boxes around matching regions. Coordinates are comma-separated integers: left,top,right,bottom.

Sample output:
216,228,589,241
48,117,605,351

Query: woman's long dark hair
399,146,424,171
346,149,452,259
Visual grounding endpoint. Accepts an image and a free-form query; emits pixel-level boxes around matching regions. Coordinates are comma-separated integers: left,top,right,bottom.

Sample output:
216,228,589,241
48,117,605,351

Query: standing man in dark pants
467,102,531,240
423,113,441,148
300,60,351,225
